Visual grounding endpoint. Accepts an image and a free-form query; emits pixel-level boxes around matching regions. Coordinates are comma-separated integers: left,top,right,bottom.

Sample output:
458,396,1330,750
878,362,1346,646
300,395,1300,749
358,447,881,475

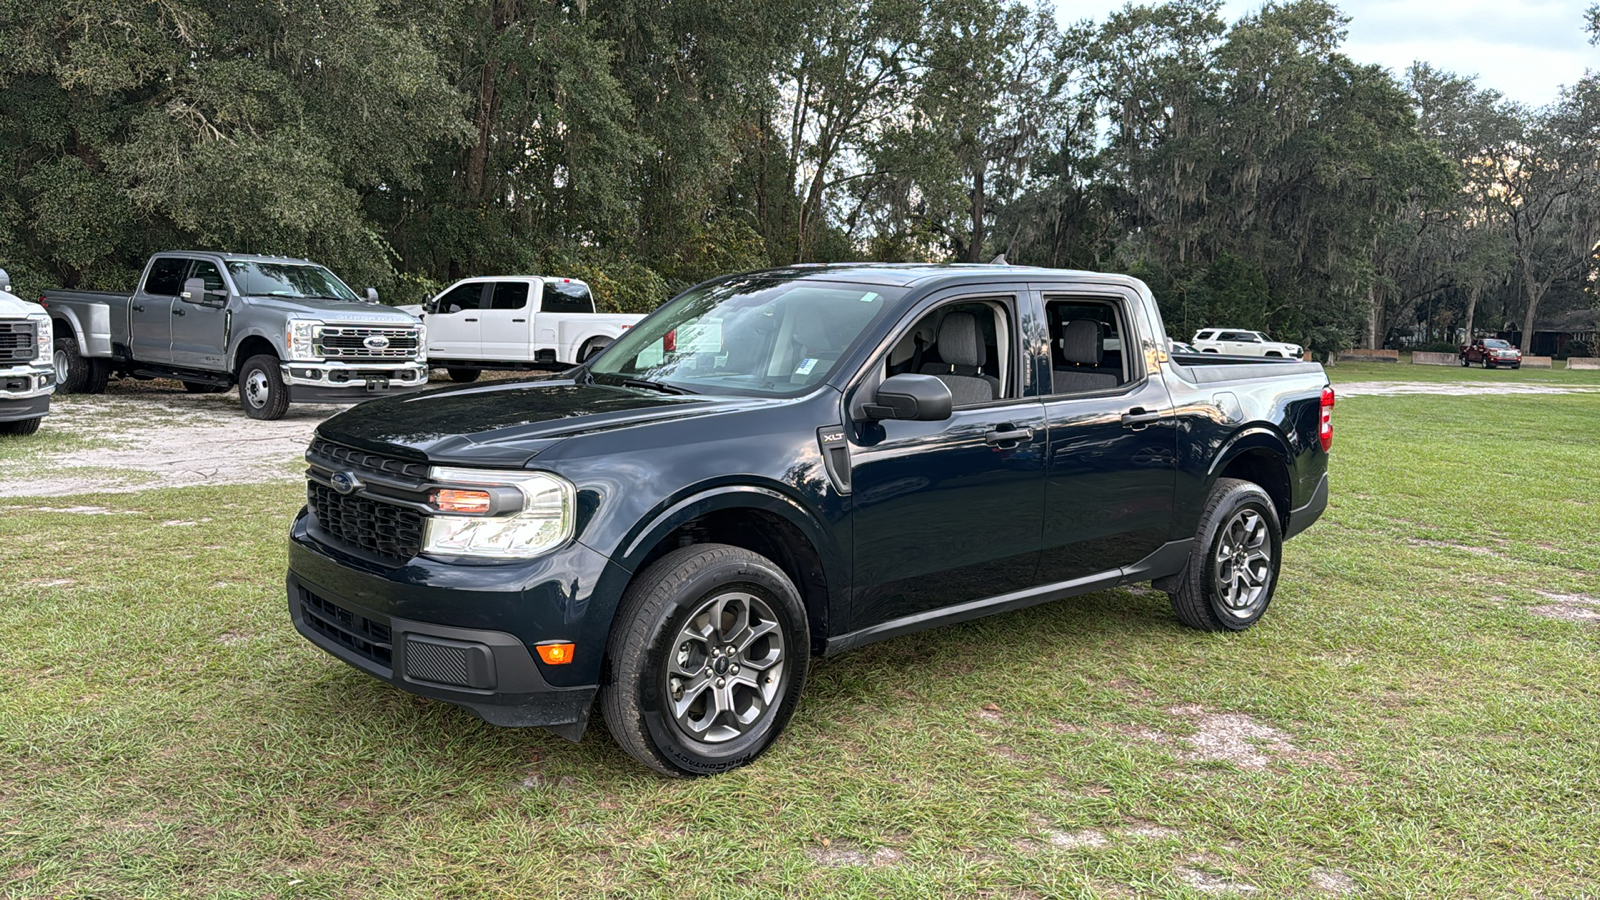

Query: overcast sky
1054,0,1595,108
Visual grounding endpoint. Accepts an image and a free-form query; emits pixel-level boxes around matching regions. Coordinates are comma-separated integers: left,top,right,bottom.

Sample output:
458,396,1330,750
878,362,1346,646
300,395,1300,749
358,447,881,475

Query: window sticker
860,291,880,303
795,358,818,376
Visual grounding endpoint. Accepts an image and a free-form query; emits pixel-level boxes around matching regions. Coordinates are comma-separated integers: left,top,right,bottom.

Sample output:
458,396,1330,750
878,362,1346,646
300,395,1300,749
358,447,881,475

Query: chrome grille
315,325,420,360
0,321,37,363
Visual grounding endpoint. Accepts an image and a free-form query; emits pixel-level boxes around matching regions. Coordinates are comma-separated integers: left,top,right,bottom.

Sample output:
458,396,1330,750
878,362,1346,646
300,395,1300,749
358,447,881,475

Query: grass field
3,391,1598,898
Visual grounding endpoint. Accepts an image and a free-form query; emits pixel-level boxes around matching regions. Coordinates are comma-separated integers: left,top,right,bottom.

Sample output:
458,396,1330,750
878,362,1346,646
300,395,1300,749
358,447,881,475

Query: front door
425,281,487,358
847,293,1047,630
130,257,186,362
168,259,230,370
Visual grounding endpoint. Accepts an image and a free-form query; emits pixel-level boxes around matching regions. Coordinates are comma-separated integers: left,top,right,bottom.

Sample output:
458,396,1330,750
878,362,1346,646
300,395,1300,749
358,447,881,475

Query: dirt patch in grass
806,843,905,867
1311,868,1360,895
1528,591,1600,623
1129,705,1299,771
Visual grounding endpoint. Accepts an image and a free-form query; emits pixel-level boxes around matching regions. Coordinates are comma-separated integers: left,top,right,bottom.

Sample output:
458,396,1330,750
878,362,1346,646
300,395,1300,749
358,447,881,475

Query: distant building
1498,309,1600,358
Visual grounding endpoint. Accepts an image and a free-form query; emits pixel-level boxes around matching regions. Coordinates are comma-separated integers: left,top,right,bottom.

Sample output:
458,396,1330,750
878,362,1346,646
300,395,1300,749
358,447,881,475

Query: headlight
28,313,51,362
414,323,427,363
287,319,322,361
422,467,574,559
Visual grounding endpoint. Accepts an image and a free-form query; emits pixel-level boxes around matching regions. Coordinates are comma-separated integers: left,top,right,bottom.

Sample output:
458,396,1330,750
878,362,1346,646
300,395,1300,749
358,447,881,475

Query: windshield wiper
623,378,695,396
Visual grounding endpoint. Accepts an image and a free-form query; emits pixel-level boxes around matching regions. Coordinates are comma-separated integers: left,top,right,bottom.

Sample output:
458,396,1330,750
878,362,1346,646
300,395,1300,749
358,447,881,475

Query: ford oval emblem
330,471,362,495
364,335,391,350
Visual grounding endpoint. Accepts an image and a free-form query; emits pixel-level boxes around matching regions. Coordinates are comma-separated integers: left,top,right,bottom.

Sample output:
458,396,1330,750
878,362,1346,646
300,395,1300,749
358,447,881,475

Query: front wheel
1459,356,1470,367
0,417,42,436
1483,358,1493,369
601,544,809,777
446,367,481,383
238,354,290,420
1166,477,1283,632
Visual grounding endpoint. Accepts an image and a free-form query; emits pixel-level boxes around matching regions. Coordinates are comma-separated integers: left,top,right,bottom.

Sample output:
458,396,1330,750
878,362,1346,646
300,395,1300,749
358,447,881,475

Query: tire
579,339,610,363
182,381,228,394
447,367,481,383
1459,356,1469,367
601,544,809,777
84,359,110,394
0,417,42,436
1264,351,1281,358
52,336,90,393
1166,477,1283,632
238,354,290,420
1483,358,1493,369
1512,364,1521,370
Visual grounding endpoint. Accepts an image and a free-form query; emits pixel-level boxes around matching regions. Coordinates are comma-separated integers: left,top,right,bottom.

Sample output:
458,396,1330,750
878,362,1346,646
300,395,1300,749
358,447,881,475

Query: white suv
1192,328,1302,358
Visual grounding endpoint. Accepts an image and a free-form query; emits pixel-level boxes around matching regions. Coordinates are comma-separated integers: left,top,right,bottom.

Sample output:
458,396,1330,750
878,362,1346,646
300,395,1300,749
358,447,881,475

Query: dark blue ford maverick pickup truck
287,264,1333,775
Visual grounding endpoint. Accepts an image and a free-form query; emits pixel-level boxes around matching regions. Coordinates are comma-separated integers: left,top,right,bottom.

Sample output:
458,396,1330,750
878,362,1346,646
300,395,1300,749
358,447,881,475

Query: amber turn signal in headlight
536,642,575,665
430,488,492,514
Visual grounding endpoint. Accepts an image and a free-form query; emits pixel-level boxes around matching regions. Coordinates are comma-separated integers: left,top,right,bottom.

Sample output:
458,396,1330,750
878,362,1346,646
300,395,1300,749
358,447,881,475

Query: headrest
937,312,984,368
1060,319,1104,366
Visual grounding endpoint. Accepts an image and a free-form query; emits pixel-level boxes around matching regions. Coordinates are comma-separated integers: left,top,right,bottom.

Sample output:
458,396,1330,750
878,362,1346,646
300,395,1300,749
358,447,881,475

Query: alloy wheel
663,590,786,744
1213,508,1272,617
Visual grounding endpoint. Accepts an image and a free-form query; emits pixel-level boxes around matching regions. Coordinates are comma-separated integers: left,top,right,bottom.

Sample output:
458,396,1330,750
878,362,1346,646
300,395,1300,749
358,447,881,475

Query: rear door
480,281,533,360
130,257,187,362
425,281,488,358
168,259,231,370
1036,289,1178,583
847,287,1048,630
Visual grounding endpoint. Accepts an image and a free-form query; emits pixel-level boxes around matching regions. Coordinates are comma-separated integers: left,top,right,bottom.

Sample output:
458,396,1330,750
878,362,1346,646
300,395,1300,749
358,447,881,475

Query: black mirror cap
865,373,953,421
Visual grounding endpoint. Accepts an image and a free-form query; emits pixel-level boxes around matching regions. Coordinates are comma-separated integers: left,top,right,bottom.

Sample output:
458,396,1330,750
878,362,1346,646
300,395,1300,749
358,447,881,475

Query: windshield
1483,339,1510,349
588,276,903,397
225,261,361,302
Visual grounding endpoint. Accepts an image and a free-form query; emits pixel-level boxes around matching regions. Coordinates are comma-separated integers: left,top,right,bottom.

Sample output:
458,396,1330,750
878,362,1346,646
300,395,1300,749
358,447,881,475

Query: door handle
512,318,526,323
985,425,1034,446
464,317,478,322
1121,408,1162,430
132,303,145,312
172,307,186,317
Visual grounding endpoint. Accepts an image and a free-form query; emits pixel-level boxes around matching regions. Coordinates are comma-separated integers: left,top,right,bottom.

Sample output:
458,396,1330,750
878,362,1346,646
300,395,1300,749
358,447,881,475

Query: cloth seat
920,312,998,405
1052,318,1119,392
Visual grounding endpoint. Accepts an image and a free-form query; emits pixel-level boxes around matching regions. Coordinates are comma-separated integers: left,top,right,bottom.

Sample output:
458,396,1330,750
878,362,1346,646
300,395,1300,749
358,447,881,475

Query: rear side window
143,258,190,296
1194,330,1215,341
491,282,530,310
1045,298,1130,394
542,281,594,314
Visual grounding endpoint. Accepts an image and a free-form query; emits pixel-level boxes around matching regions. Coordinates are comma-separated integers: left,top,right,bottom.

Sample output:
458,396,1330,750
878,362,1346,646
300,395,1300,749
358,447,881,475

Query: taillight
1319,386,1335,452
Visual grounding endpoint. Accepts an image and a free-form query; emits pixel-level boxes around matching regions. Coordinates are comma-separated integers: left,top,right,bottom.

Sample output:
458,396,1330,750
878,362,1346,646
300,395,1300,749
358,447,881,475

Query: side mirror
181,277,228,307
365,287,380,303
863,374,953,422
0,267,10,292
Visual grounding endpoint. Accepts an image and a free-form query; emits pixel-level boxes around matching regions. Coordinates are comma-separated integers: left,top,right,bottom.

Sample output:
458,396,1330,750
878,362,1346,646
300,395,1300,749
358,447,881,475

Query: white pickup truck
405,276,644,382
1191,328,1303,358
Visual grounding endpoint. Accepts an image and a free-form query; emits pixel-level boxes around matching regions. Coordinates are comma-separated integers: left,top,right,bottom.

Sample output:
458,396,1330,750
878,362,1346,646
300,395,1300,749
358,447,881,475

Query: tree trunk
1520,269,1547,354
966,160,987,263
1462,282,1480,344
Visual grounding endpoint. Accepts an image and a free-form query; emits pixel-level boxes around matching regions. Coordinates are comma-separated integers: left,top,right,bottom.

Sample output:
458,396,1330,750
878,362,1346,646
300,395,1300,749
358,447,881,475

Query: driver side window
433,282,484,314
885,300,1012,407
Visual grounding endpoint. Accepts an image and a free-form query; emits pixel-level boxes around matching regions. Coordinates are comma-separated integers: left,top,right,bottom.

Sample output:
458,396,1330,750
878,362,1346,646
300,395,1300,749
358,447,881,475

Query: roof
723,262,1138,290
1533,308,1600,332
154,250,319,265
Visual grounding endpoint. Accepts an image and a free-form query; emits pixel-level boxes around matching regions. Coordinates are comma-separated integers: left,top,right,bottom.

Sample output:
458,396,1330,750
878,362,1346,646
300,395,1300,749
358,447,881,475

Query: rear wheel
0,417,42,436
238,354,290,420
52,336,90,393
1166,477,1283,632
578,339,610,363
1459,356,1469,367
447,367,481,383
602,544,808,777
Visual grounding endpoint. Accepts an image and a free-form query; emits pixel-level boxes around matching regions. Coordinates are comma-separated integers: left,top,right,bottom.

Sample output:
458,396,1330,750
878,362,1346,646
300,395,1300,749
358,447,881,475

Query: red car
1460,338,1522,369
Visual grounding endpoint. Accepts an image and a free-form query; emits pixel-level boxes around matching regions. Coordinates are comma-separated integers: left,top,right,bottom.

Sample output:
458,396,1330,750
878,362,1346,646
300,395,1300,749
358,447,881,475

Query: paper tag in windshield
795,358,818,376
860,291,880,303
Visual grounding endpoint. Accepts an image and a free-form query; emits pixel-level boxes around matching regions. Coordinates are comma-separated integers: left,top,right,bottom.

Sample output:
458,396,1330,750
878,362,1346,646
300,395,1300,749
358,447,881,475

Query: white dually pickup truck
405,276,643,382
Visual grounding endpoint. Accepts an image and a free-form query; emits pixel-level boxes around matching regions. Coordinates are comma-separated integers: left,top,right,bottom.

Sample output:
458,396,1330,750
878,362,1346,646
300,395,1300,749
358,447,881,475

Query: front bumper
281,361,429,403
286,509,628,739
0,365,54,421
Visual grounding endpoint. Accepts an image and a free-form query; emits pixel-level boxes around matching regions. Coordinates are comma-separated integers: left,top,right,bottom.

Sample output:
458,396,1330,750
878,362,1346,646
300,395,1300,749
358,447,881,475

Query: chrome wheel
1213,508,1273,617
243,368,270,409
664,590,786,744
53,348,69,383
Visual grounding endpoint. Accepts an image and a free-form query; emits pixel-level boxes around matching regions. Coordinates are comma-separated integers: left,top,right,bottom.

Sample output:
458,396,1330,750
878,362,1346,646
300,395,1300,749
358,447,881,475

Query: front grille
0,321,37,363
300,588,393,667
315,326,420,360
308,438,429,481
308,482,425,563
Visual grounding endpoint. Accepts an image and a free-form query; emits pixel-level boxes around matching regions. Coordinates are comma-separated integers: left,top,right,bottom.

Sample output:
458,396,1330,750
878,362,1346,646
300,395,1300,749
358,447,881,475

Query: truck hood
0,290,45,317
242,295,421,323
315,377,779,467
